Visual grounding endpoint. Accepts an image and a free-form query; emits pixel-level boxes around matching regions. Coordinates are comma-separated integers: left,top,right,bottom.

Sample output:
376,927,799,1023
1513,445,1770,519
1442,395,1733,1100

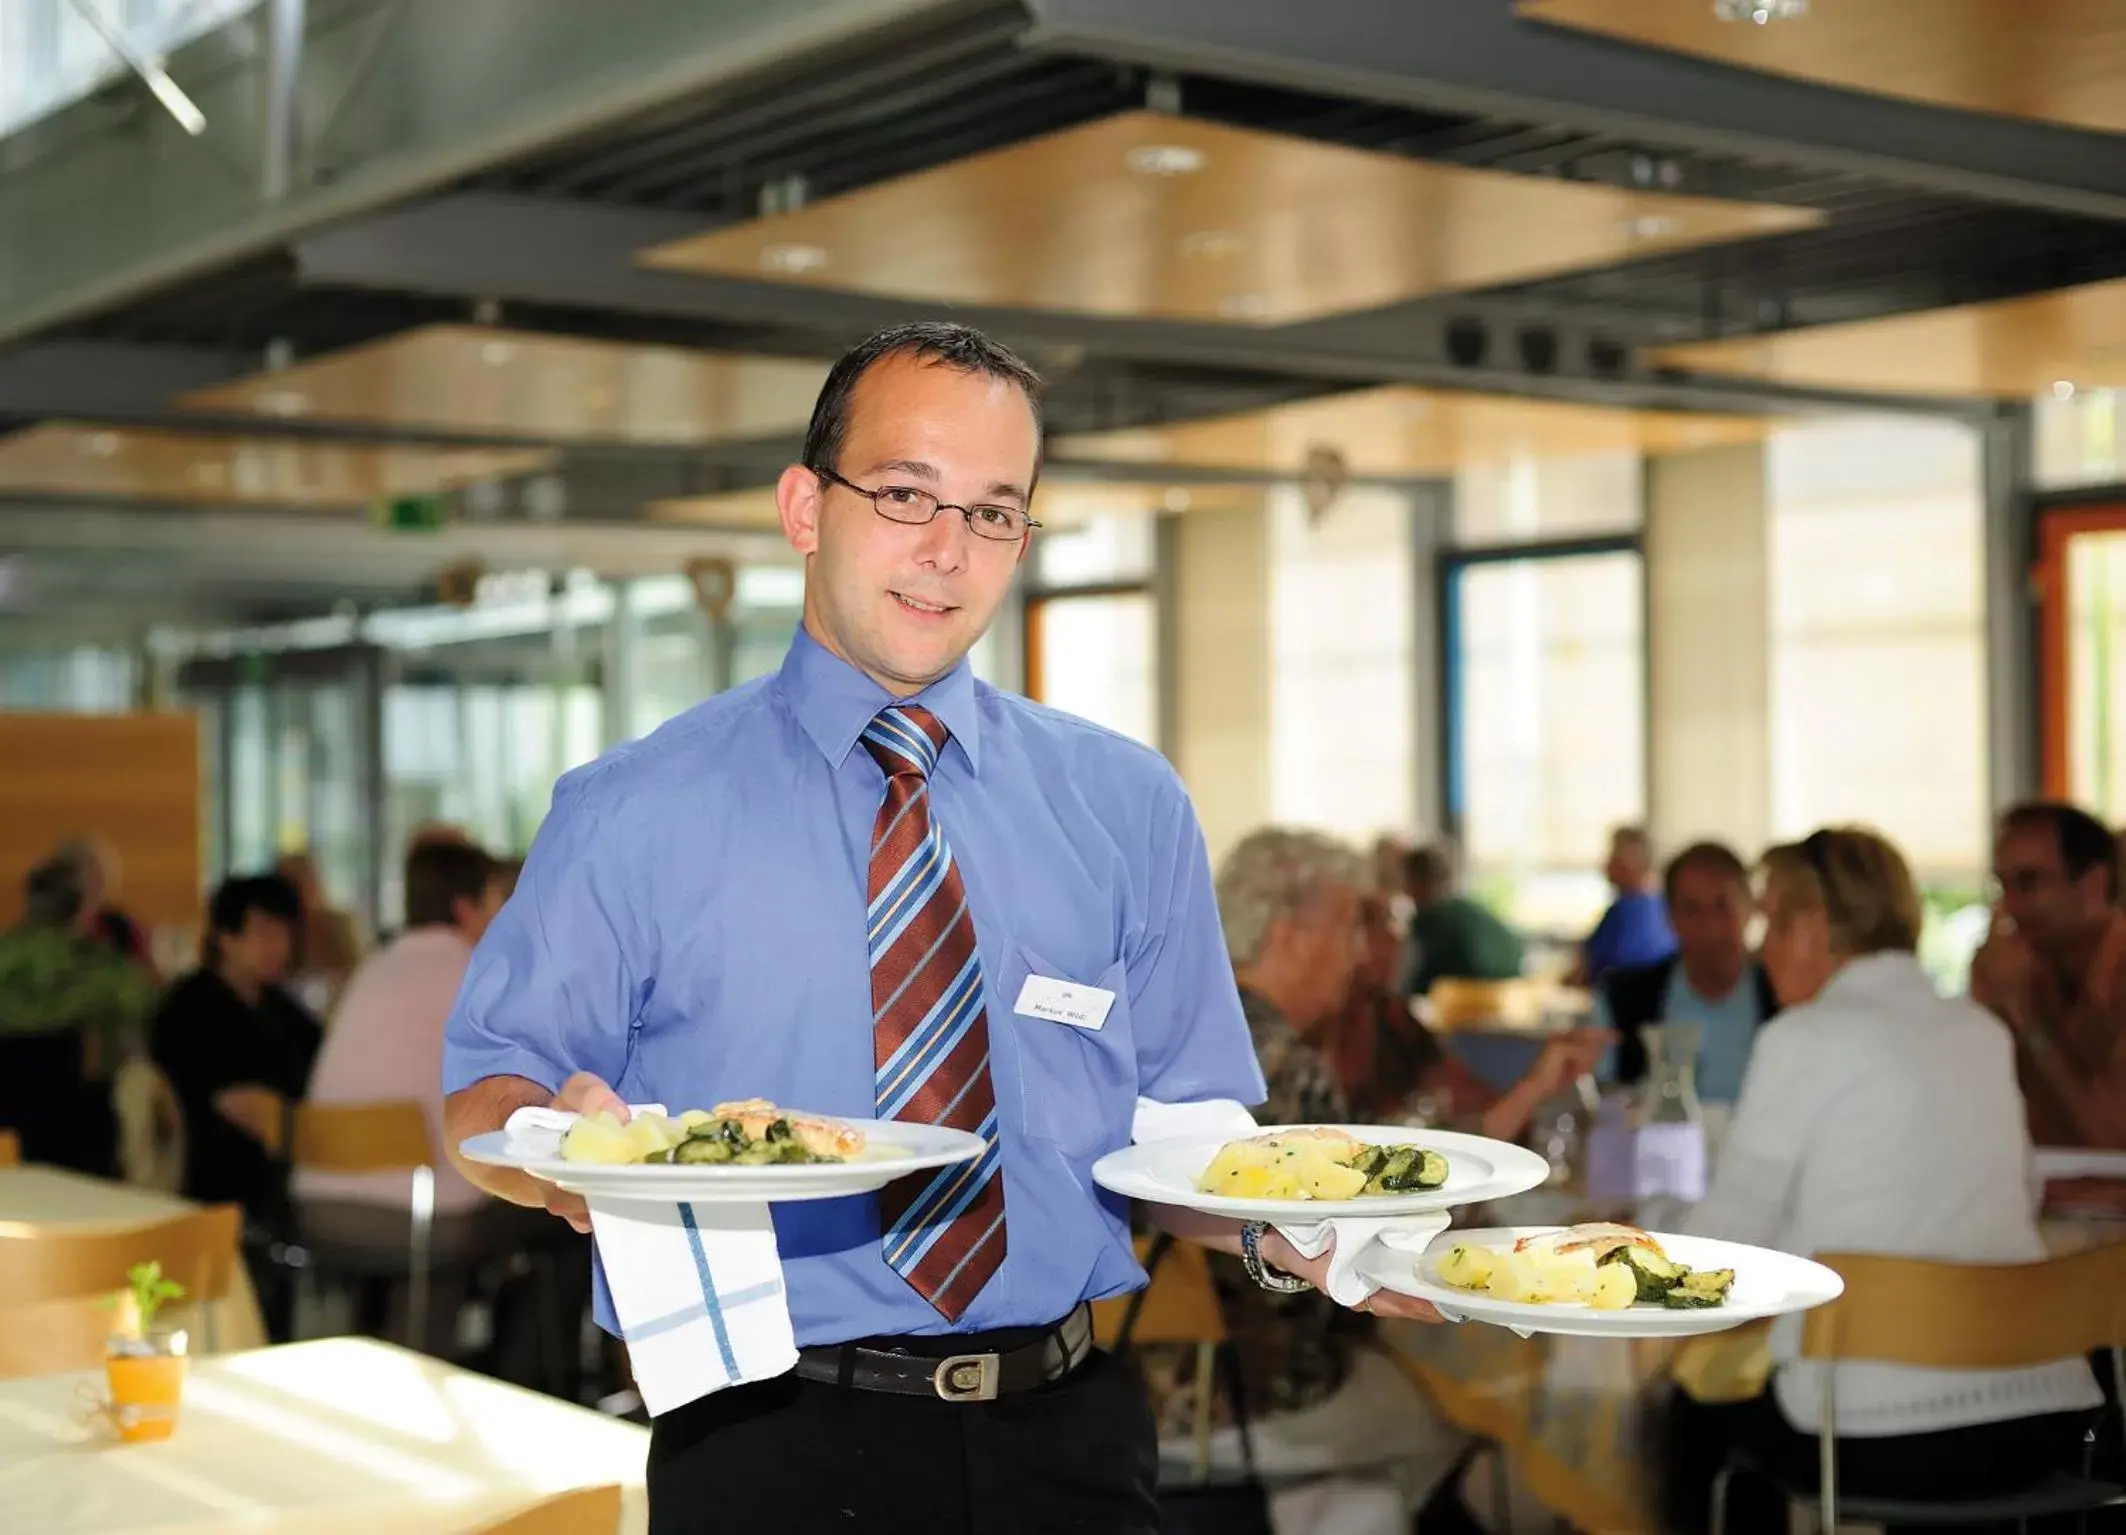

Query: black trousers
647,1345,1159,1535
1663,1386,2099,1535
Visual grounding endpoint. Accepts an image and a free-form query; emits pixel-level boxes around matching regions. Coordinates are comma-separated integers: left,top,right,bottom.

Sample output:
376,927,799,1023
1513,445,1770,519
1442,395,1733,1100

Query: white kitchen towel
503,1105,798,1416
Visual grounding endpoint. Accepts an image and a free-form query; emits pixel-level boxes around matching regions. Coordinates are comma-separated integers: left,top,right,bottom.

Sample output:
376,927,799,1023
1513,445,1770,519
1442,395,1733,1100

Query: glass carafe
1634,1022,1704,1129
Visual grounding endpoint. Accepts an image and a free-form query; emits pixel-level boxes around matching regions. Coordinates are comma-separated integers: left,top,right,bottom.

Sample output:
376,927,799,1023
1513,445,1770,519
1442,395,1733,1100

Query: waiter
442,322,1434,1533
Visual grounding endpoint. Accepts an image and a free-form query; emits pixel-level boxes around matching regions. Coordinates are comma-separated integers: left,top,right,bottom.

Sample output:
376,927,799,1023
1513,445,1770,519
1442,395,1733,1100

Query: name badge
1014,974,1115,1031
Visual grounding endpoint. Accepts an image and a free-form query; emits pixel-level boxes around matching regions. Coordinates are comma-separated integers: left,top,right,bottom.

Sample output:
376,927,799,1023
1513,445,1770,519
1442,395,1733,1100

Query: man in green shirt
0,854,160,1173
1401,842,1527,998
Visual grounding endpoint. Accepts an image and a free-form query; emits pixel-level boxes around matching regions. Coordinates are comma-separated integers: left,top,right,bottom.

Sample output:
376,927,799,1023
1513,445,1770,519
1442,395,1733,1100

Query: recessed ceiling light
259,390,308,417
2054,379,2079,402
84,432,120,458
1125,143,1205,178
1713,0,1809,21
480,340,516,366
1620,215,1681,240
1218,292,1272,319
760,243,829,275
1179,229,1244,259
1163,487,1192,512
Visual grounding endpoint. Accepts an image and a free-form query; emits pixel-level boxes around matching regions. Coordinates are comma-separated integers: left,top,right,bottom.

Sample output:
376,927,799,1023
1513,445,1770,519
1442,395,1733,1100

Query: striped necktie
861,703,1006,1321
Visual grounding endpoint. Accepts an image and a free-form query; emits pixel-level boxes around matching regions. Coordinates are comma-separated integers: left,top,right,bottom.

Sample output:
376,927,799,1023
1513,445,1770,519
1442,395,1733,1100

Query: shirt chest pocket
998,940,1137,1161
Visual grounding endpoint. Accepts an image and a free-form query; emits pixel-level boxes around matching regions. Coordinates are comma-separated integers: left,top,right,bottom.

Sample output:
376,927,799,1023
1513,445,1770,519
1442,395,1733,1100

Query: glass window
1034,512,1156,587
1453,550,1645,936
1454,451,1643,546
1767,417,1986,888
1028,591,1156,745
1269,486,1418,840
0,0,260,141
2034,386,2126,490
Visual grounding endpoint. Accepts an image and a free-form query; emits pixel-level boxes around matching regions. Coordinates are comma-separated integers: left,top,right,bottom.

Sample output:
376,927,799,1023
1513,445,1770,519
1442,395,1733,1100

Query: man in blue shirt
441,324,1427,1533
1570,824,1679,987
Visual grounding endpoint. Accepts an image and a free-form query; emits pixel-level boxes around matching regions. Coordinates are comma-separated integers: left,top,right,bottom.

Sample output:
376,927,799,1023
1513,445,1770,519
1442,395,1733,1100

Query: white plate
457,1120,985,1205
1090,1125,1551,1222
1357,1226,1845,1338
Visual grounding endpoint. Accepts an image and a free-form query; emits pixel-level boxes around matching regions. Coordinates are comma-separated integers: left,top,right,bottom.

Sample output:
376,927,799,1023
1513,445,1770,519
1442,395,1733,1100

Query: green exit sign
375,494,449,532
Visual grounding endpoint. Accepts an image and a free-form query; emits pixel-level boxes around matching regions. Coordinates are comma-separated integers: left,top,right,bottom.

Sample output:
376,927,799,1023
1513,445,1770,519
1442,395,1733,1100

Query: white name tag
1014,975,1115,1031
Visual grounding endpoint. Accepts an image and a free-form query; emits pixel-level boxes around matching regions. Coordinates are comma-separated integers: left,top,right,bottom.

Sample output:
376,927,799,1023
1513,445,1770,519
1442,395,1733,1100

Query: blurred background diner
7,1,2126,1532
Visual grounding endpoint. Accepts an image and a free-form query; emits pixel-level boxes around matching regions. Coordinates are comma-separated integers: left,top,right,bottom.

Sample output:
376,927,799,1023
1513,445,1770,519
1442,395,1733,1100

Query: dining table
0,1335,649,1534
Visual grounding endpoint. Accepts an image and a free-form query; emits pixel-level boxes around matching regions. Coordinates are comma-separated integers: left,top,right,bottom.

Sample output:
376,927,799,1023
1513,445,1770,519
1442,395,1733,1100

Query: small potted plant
104,1261,188,1443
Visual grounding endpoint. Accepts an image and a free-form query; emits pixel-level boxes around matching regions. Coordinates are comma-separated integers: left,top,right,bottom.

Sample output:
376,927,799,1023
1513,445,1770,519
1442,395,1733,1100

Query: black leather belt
792,1303,1094,1402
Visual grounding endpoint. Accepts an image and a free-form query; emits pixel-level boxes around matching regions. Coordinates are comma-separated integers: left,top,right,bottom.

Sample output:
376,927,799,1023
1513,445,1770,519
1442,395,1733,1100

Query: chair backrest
474,1485,623,1535
1802,1246,2126,1369
0,1202,242,1310
1092,1233,1228,1347
0,1128,19,1167
293,1101,433,1173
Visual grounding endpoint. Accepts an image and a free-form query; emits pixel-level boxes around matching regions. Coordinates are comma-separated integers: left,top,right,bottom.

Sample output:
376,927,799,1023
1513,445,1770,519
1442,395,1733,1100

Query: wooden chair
288,1100,440,1351
1712,1245,2126,1534
473,1484,623,1535
0,1203,242,1376
0,1128,19,1167
1095,1233,1230,1480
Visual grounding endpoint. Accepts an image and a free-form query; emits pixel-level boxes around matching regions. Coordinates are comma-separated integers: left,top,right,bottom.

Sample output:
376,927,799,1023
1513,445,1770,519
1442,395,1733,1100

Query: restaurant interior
5,1,2126,1531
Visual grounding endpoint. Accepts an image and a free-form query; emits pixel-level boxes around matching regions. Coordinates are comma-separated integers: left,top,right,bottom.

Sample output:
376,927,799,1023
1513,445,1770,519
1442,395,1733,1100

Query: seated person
1401,841,1525,998
0,855,157,1176
1593,841,1778,1104
1329,886,1608,1139
1568,825,1676,987
1666,827,2101,1534
151,875,322,1221
1969,801,2126,1151
1158,828,1481,1535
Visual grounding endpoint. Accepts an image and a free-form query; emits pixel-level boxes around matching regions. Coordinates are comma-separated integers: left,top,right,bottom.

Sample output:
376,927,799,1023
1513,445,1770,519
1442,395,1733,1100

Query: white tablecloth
0,1337,648,1534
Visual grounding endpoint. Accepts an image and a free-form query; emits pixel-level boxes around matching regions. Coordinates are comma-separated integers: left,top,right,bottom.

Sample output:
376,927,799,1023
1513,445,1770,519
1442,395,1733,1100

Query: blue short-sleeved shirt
443,626,1265,1344
1582,890,1677,983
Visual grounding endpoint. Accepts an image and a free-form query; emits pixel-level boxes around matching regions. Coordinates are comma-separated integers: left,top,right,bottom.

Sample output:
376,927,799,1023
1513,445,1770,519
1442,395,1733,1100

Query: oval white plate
1357,1225,1845,1338
458,1120,984,1205
1090,1125,1551,1221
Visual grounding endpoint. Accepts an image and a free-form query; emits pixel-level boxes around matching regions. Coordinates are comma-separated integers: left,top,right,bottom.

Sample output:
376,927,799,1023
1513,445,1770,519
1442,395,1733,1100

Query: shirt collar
778,623,982,775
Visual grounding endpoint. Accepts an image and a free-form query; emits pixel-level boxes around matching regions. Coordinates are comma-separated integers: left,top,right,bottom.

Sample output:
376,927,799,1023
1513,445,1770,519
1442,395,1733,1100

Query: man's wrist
1240,1221,1313,1293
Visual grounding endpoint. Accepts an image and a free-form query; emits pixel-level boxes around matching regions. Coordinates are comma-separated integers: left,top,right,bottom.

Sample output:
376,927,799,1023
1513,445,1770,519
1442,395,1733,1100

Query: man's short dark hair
1663,841,1750,905
2000,801,2118,896
405,842,498,930
800,321,1044,479
1404,844,1456,890
23,855,86,927
208,874,301,936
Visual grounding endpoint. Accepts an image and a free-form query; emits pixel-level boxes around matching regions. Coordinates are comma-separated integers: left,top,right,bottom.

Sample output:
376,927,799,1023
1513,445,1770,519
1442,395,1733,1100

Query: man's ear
778,464,825,555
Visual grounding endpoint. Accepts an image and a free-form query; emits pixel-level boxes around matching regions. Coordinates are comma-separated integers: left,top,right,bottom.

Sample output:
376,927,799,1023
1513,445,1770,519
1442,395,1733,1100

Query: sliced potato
1589,1263,1638,1310
1298,1156,1369,1200
1436,1243,1496,1290
559,1113,635,1165
1484,1252,1541,1303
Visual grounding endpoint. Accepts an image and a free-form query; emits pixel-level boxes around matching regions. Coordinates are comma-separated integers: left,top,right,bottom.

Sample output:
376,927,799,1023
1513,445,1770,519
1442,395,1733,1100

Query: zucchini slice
1662,1268,1735,1309
1597,1243,1683,1302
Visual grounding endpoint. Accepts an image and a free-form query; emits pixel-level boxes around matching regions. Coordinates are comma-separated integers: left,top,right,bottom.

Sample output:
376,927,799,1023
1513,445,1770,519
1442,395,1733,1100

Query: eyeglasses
813,466,1040,543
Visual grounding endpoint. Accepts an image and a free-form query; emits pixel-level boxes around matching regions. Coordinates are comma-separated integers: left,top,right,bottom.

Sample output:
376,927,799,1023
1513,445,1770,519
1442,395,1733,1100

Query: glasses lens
966,506,1029,542
871,486,940,525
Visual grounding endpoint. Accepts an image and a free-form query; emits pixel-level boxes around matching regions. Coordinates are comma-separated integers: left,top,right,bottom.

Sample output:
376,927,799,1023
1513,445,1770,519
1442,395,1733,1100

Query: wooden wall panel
0,714,202,932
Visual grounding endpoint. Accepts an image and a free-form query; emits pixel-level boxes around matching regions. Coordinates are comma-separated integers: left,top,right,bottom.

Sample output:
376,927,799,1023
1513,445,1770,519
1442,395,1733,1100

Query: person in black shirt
150,876,322,1221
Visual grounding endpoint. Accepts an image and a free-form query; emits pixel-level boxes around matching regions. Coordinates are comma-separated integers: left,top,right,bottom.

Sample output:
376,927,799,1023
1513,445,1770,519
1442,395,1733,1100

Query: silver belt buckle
932,1352,1000,1402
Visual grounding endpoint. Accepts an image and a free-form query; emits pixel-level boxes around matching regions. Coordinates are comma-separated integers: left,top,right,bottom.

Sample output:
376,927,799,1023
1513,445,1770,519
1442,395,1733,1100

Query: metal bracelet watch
1239,1220,1313,1294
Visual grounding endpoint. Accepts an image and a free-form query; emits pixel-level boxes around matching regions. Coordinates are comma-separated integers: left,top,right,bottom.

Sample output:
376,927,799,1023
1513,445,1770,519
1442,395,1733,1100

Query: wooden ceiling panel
1060,387,1764,477
1524,0,2126,136
637,111,1817,325
649,479,1263,529
1653,278,2126,397
182,325,827,445
0,424,555,509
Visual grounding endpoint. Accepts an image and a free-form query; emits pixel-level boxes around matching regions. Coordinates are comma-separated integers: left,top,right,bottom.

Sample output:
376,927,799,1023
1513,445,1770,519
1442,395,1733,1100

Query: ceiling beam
1022,0,2126,224
296,192,1995,422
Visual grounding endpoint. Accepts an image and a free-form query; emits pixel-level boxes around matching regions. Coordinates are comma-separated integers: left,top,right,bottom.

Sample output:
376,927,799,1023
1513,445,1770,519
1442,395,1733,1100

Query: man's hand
1259,1228,1443,1322
539,1072,630,1232
1970,910,2037,1025
1529,1027,1614,1096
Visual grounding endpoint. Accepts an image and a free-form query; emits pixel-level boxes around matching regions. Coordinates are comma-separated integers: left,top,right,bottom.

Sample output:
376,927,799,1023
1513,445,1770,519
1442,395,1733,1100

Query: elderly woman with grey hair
1146,826,1492,1535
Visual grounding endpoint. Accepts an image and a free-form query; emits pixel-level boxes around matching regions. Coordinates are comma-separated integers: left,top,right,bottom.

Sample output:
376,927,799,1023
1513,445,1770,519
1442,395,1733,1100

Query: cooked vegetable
1663,1269,1736,1309
558,1103,863,1167
1598,1243,1684,1302
1197,1132,1449,1201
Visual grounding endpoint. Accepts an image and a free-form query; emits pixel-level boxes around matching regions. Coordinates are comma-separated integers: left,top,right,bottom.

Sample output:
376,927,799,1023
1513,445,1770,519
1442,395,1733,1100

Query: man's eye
879,487,924,507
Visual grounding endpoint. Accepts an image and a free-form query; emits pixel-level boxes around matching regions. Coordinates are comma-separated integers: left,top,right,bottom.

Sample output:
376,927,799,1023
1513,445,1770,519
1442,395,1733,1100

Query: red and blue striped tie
862,704,1006,1320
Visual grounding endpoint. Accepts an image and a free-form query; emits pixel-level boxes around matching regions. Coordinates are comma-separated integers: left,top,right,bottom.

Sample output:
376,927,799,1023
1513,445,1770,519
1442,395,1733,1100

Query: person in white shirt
1665,826,2102,1534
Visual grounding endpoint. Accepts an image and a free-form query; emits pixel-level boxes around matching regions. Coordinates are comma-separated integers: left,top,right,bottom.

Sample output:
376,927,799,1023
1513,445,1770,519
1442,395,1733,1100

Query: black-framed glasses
813,466,1039,543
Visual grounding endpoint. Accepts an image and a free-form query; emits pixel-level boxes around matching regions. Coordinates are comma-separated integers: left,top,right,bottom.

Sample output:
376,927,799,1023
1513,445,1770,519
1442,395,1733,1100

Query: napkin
503,1105,798,1416
1129,1098,1454,1312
